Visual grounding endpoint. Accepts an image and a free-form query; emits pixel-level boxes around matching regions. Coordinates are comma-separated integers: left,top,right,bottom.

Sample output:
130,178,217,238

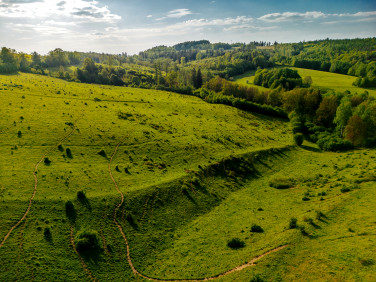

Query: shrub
75,230,101,254
65,201,76,223
227,238,245,249
316,211,327,221
299,225,309,236
44,227,52,242
98,149,107,158
17,130,22,138
77,190,91,211
44,157,51,165
250,224,264,233
302,196,310,201
359,258,375,266
250,274,265,282
66,148,73,158
341,187,351,193
58,144,64,152
77,190,87,202
294,133,304,146
269,177,295,189
316,133,353,152
289,218,298,229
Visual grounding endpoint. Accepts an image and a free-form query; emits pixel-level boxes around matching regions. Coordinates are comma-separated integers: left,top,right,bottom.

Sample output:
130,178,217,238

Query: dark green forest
1,38,376,149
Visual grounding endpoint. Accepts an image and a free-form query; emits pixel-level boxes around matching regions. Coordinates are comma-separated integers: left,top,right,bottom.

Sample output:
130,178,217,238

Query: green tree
334,97,352,136
316,96,338,127
345,115,367,146
31,51,42,67
196,68,203,88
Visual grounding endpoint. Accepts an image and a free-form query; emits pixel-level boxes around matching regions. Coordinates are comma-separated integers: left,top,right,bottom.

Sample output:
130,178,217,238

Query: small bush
250,224,264,233
98,149,107,158
65,201,76,223
44,227,52,242
294,133,304,146
299,225,309,236
77,191,87,202
359,258,375,266
316,211,327,221
250,274,265,282
58,144,64,152
269,177,295,189
77,191,91,211
289,218,298,229
17,130,22,138
227,238,245,249
302,196,310,201
75,230,101,254
44,157,51,165
341,187,351,193
66,148,73,159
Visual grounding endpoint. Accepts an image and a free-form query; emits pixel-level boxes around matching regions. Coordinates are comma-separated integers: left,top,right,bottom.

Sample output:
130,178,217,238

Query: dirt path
109,138,288,281
0,117,82,248
70,226,97,282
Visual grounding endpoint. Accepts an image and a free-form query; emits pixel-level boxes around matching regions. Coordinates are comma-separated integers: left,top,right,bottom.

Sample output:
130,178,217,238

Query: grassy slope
0,73,375,281
235,68,376,97
125,146,376,281
0,73,290,280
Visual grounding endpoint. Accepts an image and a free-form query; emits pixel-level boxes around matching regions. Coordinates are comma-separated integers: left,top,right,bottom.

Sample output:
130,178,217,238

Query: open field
0,73,375,281
235,67,376,97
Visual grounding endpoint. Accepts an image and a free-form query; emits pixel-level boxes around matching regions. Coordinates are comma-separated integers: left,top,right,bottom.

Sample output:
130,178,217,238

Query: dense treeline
273,38,376,87
284,88,375,150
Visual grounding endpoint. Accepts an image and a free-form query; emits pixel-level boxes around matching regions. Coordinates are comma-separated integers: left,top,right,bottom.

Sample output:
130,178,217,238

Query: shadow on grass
301,145,322,153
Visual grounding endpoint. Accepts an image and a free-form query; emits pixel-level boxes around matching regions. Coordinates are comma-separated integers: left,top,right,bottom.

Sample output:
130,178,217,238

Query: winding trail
109,138,288,281
70,226,97,282
0,118,82,248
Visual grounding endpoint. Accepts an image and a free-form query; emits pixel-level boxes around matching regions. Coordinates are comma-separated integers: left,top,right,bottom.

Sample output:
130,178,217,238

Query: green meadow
0,73,375,281
235,67,376,97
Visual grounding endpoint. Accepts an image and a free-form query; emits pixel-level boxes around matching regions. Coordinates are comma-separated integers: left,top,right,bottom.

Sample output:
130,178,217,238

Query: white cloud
146,14,152,18
167,8,192,18
258,11,326,22
258,10,376,23
156,8,193,21
0,0,121,23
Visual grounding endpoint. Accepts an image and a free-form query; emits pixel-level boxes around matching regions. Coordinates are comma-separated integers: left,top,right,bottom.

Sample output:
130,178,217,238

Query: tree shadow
301,145,322,153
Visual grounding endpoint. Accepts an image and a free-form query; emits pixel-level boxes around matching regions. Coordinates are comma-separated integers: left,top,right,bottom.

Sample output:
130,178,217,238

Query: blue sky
0,0,375,54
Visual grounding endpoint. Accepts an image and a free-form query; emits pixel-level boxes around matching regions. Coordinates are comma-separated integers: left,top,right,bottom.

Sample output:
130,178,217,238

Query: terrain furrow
109,138,288,281
0,116,83,248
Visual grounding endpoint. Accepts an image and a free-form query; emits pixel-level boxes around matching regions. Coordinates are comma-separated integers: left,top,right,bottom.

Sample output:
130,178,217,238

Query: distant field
235,67,376,97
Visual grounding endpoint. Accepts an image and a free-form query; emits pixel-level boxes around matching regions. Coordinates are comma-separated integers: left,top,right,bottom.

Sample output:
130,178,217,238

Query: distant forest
1,38,376,149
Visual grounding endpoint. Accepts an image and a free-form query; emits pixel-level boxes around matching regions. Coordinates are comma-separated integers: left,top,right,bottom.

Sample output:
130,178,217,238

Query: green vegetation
227,238,245,249
1,38,376,281
254,68,304,90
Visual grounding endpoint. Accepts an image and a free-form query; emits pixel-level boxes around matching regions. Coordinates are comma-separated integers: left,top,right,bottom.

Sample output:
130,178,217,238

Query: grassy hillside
0,73,290,280
235,67,376,97
0,73,375,281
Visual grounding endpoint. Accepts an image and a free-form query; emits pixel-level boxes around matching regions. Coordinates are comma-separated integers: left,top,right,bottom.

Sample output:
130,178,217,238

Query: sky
0,0,376,55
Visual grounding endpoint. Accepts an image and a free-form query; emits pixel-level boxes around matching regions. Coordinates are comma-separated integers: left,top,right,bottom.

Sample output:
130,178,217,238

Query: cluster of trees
76,58,125,86
274,38,376,87
253,68,306,90
285,88,375,150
